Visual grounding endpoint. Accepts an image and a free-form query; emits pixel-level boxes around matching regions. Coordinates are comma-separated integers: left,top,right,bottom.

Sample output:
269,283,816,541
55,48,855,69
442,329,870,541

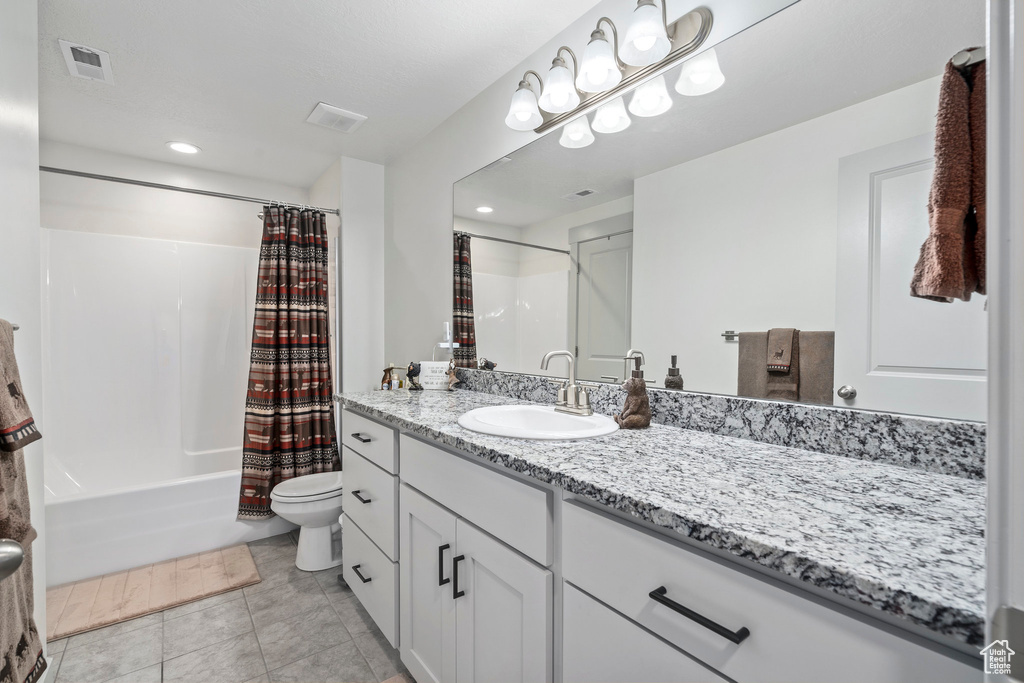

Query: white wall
632,77,943,395
339,158,386,390
40,141,308,249
384,0,793,365
0,0,46,648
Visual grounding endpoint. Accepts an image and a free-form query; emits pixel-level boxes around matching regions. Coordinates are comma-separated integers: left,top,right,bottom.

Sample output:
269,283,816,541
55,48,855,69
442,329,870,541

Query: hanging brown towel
766,328,799,401
0,320,46,683
911,58,986,302
969,62,986,295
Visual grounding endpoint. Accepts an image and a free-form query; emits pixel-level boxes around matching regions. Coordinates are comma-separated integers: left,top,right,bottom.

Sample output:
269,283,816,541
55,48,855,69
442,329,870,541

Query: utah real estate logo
980,639,1016,677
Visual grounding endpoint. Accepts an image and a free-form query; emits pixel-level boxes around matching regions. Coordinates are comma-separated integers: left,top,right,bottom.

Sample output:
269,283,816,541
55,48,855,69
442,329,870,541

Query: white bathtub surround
41,229,294,585
269,472,345,571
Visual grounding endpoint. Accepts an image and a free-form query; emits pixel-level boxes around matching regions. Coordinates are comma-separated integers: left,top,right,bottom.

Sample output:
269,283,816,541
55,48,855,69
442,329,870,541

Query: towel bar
10,324,18,331
0,539,24,584
721,330,738,341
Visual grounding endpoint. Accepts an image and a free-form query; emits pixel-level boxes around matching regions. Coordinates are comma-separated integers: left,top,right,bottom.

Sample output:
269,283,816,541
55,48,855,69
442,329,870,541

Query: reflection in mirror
454,0,986,421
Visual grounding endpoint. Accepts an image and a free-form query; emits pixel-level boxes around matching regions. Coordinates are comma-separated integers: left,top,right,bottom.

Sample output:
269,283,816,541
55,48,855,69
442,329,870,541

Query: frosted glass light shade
559,116,595,149
628,75,672,117
505,82,542,131
620,0,671,66
576,30,621,93
591,97,631,134
538,58,580,113
675,48,725,96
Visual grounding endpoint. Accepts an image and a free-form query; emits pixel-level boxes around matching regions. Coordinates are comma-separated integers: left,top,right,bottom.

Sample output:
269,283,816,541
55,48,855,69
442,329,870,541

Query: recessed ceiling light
166,141,200,154
476,206,494,214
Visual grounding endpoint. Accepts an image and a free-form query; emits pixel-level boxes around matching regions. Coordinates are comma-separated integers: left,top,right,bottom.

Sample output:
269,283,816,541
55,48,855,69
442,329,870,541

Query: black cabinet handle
352,564,372,584
452,554,466,599
438,544,451,586
649,586,750,644
351,433,371,443
351,490,371,504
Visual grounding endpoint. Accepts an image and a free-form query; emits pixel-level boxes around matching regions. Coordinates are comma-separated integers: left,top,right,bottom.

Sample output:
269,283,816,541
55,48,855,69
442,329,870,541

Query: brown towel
766,329,799,401
969,62,986,295
797,331,835,406
739,331,834,404
911,58,986,302
0,320,46,683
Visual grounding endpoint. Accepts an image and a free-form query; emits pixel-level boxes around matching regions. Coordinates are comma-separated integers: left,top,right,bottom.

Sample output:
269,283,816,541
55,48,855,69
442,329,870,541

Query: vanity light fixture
591,97,631,134
576,19,624,93
675,48,725,96
166,141,200,154
620,0,672,66
628,74,672,117
476,206,494,214
503,7,711,134
538,48,582,114
559,115,595,149
504,71,544,131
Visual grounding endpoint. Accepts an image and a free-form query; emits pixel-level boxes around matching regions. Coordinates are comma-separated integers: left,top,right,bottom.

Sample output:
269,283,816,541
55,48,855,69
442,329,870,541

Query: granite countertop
341,389,986,646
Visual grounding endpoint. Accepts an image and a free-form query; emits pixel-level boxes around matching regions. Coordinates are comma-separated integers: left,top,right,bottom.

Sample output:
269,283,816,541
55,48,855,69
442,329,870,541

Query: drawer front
400,434,553,566
342,409,398,473
563,583,727,683
342,446,398,560
342,514,398,648
563,503,980,683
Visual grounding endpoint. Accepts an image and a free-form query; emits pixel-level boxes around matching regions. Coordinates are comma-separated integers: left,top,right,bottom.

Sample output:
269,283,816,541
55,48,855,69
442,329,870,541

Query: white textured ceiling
455,0,986,228
38,0,600,186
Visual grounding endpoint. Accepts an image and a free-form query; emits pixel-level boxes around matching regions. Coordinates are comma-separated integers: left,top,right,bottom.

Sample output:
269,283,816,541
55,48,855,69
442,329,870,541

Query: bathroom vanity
338,389,983,683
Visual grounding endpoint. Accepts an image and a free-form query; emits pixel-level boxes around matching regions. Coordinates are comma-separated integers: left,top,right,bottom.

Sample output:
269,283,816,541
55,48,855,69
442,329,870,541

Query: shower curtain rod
456,231,570,256
39,166,341,216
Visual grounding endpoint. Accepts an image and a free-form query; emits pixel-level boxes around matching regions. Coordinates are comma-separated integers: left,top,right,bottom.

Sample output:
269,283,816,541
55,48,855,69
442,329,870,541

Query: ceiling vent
561,188,598,202
59,40,114,84
306,102,367,133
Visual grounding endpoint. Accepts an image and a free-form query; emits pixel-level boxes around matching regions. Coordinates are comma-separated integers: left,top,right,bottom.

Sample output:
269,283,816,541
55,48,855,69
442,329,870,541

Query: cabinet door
454,519,552,683
400,484,457,683
563,583,727,683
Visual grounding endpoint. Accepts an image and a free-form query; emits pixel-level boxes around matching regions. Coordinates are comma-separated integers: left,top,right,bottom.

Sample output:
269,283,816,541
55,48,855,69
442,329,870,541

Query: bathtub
41,230,296,586
45,449,294,587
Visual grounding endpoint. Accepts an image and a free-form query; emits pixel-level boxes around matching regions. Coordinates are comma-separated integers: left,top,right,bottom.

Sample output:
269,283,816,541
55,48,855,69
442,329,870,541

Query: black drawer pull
352,564,372,583
438,544,451,586
351,433,371,444
649,586,750,644
452,554,466,599
351,490,371,504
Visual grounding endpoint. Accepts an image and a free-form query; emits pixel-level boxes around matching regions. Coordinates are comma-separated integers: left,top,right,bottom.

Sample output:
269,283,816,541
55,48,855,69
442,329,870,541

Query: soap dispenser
664,355,684,390
614,356,651,429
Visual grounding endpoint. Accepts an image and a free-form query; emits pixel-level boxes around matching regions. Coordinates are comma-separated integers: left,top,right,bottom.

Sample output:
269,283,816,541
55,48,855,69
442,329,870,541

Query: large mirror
454,0,986,422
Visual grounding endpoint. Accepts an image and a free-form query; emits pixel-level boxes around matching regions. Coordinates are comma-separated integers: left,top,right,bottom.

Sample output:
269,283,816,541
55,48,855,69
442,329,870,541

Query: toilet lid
270,472,344,500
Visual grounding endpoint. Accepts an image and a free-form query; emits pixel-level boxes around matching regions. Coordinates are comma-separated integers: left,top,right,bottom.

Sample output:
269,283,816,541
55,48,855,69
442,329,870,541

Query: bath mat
45,544,261,641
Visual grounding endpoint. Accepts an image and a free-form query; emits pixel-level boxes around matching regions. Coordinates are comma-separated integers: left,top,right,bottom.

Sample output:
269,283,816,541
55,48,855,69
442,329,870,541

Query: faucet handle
545,378,568,406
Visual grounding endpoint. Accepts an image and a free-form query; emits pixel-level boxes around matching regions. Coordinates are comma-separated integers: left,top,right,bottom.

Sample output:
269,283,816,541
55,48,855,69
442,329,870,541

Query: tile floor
46,532,412,683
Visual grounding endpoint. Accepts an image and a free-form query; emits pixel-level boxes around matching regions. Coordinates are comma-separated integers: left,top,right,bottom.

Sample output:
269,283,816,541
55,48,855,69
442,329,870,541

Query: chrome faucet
540,350,594,416
622,349,646,383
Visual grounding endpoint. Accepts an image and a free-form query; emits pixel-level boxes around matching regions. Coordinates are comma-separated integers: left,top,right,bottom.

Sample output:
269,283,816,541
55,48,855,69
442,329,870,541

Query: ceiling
38,0,600,187
454,0,986,228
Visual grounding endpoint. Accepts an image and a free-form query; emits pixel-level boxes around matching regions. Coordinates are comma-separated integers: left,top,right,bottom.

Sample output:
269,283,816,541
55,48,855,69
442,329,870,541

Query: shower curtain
453,232,478,368
238,207,339,520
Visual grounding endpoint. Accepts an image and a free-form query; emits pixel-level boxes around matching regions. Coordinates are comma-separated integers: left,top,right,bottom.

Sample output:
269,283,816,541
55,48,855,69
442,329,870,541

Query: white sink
458,405,619,440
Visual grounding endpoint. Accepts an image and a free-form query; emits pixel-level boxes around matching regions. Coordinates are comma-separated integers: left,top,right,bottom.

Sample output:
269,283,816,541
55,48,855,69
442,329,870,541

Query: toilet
269,471,345,571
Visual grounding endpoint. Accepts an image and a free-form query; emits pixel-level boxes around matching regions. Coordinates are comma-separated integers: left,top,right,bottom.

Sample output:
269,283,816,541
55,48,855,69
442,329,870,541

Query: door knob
837,385,857,400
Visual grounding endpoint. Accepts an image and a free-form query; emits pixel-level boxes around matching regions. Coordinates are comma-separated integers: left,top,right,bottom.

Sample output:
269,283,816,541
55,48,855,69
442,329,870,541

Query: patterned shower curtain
453,232,477,368
238,206,340,520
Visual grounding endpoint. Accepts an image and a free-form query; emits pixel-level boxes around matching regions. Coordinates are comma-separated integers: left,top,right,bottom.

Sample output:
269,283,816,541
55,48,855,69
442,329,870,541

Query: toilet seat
270,471,344,503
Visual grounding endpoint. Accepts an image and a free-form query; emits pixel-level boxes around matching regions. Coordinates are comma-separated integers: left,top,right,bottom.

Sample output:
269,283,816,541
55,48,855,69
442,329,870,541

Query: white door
835,134,987,421
399,484,457,683
562,583,727,683
454,519,553,683
574,232,633,382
